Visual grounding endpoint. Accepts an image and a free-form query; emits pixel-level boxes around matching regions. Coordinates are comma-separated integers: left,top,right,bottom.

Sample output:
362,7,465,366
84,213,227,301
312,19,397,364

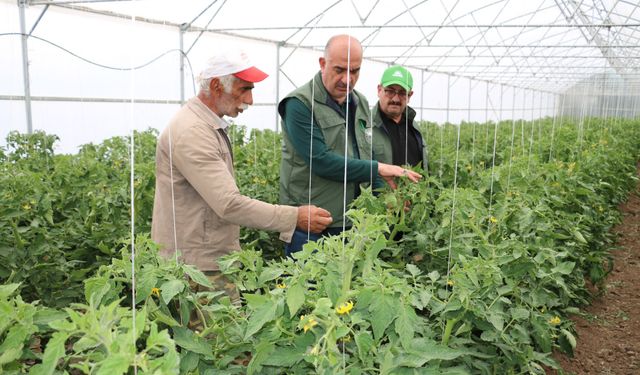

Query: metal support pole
18,0,33,133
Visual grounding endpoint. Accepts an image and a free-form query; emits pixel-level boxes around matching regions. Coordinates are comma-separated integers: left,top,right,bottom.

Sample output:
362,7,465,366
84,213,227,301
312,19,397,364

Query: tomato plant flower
335,301,354,315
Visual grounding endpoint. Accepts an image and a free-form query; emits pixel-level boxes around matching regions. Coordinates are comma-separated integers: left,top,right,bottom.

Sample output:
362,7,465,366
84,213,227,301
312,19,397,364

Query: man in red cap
152,50,332,298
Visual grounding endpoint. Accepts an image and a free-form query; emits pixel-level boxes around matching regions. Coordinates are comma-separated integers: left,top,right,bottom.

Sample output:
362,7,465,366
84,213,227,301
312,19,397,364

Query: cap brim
382,80,412,91
233,66,268,83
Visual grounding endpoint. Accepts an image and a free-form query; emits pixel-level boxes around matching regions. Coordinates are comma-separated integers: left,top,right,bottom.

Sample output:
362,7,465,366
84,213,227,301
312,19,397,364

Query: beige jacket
151,97,297,271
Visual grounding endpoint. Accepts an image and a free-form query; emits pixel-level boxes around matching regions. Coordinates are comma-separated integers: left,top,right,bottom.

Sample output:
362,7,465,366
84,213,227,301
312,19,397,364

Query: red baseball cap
233,65,268,83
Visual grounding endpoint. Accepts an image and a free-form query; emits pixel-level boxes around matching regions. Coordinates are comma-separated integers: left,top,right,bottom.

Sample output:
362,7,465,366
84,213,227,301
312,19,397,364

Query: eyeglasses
383,88,408,98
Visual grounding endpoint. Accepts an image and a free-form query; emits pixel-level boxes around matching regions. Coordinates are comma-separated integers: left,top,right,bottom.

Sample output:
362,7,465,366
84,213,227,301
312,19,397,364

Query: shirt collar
190,97,232,130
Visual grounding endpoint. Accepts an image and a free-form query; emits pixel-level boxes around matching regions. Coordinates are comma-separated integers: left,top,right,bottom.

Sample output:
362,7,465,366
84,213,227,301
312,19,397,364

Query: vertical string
444,78,462,306
484,81,490,156
549,93,558,162
128,13,138,375
307,77,315,240
487,83,500,218
468,78,475,168
520,91,526,157
507,87,517,192
527,90,535,173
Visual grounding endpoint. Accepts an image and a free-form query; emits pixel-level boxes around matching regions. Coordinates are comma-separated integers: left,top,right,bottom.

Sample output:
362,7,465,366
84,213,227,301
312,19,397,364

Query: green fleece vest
279,72,373,228
371,103,428,170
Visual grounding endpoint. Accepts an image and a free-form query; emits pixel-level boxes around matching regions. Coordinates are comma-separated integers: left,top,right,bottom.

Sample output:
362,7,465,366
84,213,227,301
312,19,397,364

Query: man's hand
377,163,422,189
297,205,333,234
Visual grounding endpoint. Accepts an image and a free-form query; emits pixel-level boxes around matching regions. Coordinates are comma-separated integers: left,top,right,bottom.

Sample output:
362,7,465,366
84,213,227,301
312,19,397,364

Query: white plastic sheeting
1,0,638,152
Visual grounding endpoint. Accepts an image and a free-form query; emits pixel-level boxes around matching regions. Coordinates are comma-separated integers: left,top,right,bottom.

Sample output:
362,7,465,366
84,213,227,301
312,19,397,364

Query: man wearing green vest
279,35,422,255
371,65,428,169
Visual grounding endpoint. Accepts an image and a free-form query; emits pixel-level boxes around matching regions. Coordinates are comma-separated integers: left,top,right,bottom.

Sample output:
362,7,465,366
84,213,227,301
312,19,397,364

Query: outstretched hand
377,163,422,189
296,205,333,234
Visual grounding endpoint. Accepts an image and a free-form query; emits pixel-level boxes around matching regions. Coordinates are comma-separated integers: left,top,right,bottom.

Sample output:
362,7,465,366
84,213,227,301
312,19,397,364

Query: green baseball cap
380,65,413,91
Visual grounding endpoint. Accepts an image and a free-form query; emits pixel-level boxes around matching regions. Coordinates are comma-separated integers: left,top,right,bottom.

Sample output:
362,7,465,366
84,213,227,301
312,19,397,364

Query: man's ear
209,78,222,94
319,57,326,71
408,90,414,99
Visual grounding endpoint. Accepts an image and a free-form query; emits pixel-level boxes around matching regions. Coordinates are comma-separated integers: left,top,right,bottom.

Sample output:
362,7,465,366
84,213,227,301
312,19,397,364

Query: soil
550,165,640,375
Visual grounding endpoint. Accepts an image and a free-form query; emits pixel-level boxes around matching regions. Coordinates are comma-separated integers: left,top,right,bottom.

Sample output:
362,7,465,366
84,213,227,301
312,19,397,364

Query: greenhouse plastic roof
34,0,640,93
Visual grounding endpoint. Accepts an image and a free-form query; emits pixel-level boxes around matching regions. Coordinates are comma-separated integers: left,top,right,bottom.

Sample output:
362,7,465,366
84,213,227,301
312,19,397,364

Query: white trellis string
468,78,475,168
369,105,374,185
547,94,557,162
307,74,315,240
484,81,490,156
445,76,462,299
506,87,517,192
487,83,501,217
527,89,536,173
168,127,179,261
128,13,138,375
340,34,353,374
520,91,527,157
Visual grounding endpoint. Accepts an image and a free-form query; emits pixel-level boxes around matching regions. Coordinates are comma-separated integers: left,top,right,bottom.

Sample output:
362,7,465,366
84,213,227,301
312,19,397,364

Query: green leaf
406,264,422,277
0,283,20,299
30,331,69,375
261,345,303,367
247,340,275,375
395,304,416,349
84,277,112,307
183,265,213,289
150,309,181,327
369,294,398,341
286,282,305,317
33,308,68,327
258,267,283,284
0,347,21,365
160,280,185,304
572,229,587,244
396,338,475,367
552,262,575,275
559,328,577,356
245,298,277,340
355,331,374,362
509,307,530,321
96,353,130,375
173,327,213,358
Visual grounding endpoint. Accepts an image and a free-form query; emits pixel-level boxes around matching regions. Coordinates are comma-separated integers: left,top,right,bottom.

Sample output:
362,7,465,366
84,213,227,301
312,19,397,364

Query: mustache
388,101,402,106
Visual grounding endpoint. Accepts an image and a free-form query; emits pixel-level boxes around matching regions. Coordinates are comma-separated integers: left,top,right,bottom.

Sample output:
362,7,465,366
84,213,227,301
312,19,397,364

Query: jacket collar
187,97,232,130
373,102,417,129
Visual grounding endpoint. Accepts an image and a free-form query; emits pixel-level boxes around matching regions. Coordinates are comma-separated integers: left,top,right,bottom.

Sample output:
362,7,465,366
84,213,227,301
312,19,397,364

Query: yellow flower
489,216,498,224
335,301,354,315
466,164,472,172
597,206,604,213
22,203,32,211
447,279,454,286
339,335,352,343
549,316,561,325
276,283,286,289
300,315,318,332
151,287,160,298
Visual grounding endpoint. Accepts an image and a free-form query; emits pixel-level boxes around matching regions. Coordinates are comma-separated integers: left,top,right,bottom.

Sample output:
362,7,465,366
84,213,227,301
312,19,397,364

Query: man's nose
244,91,254,105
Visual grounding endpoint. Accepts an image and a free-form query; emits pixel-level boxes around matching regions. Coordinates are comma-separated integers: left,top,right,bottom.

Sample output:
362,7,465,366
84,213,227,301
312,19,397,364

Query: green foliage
0,118,639,373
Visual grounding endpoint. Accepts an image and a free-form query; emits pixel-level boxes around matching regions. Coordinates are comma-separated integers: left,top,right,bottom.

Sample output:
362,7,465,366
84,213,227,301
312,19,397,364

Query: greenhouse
1,0,639,373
